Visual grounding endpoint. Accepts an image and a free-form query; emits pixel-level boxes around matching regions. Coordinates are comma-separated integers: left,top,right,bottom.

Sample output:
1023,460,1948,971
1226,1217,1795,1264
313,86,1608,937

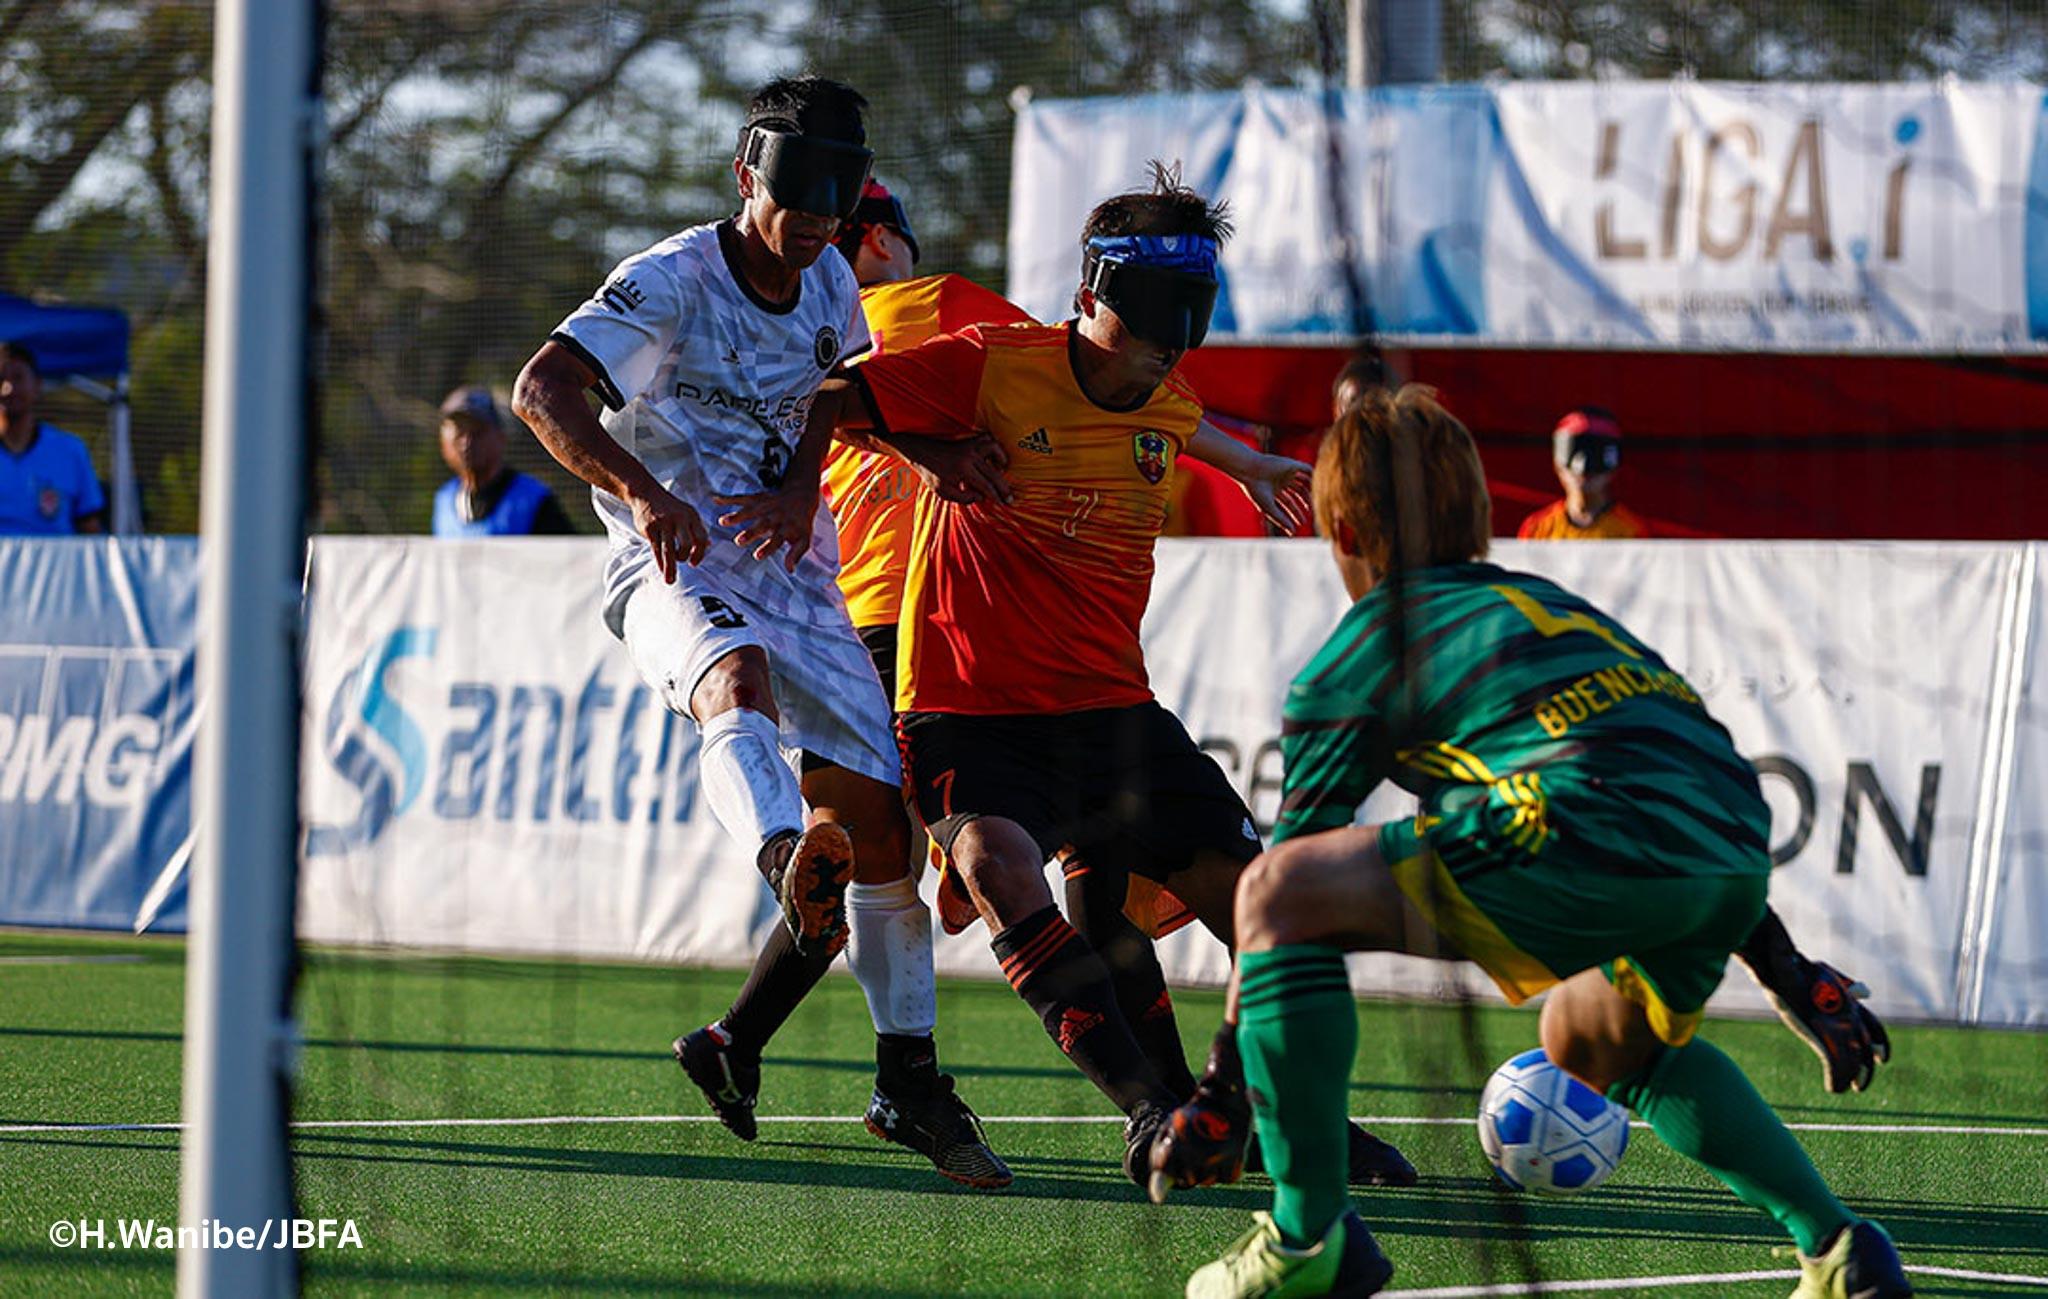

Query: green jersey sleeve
1272,713,1388,843
1272,622,1396,845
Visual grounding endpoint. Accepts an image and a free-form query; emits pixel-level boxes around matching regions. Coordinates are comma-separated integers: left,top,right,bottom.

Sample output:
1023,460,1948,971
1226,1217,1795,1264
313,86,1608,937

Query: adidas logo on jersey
1018,427,1053,456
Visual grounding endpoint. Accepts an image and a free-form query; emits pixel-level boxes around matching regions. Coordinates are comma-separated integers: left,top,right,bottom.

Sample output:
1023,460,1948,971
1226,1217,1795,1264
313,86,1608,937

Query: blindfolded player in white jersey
512,74,1009,1189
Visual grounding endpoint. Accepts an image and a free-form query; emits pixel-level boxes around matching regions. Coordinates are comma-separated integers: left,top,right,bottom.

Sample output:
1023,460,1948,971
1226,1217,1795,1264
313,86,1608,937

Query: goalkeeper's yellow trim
1382,825,1558,1005
1606,956,1706,1047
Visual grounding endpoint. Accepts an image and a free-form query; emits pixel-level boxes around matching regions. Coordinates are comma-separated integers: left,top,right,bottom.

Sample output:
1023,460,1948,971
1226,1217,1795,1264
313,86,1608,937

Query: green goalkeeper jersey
1275,562,1770,881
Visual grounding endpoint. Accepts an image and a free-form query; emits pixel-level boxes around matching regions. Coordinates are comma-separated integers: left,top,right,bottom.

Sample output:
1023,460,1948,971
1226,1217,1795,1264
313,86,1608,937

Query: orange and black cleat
770,822,855,958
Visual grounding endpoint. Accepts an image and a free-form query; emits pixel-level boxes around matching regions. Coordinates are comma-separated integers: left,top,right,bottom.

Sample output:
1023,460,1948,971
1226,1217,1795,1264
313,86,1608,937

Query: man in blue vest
0,341,107,535
432,385,574,537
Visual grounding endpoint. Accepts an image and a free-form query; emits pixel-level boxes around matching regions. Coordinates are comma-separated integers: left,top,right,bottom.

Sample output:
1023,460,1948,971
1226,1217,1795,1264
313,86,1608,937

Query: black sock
876,1032,940,1103
755,828,798,885
1067,865,1198,1098
991,905,1173,1116
720,923,835,1055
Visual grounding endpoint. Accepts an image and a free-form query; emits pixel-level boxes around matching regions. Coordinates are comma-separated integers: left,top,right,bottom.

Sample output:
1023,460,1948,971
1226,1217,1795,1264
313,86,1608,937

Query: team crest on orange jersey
1132,430,1170,484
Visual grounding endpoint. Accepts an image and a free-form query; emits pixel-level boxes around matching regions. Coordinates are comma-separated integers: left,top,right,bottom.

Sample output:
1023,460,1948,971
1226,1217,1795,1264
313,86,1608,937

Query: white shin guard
696,707,805,851
845,877,937,1037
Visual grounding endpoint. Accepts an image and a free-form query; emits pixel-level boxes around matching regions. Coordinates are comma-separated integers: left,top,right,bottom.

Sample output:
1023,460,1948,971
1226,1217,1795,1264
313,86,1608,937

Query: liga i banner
298,537,2042,1026
1007,81,2048,350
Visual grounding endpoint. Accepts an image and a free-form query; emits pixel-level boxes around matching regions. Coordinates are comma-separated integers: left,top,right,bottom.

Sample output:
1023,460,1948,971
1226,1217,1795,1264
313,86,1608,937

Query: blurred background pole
1347,0,1369,89
1351,0,1443,87
177,0,320,1294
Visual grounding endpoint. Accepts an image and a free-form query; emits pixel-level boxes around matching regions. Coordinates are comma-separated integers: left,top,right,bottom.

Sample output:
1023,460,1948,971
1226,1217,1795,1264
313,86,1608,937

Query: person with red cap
1518,405,1650,540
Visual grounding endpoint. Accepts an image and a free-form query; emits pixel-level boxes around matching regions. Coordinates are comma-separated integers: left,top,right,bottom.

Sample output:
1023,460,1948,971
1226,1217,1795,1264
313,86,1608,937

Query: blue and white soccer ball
1477,1047,1630,1195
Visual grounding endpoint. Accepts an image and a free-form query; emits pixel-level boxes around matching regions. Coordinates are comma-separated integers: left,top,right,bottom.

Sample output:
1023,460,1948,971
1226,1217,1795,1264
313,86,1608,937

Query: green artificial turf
1,931,2043,1297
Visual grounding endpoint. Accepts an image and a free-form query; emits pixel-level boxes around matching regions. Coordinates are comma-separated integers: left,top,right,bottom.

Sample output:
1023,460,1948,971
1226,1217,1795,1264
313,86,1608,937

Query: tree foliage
2,0,2043,532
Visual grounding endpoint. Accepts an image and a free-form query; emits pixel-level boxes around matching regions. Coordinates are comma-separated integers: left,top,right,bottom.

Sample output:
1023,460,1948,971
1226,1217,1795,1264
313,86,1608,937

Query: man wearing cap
512,75,1008,1189
1518,405,1650,540
0,340,106,535
430,385,573,537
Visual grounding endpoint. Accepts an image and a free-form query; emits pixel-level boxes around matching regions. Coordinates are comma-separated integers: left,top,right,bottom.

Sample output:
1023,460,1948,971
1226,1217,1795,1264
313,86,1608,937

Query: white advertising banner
1961,544,2045,1028
299,538,774,963
300,538,2045,1026
1490,82,2040,348
1142,540,2020,1022
1007,81,2048,350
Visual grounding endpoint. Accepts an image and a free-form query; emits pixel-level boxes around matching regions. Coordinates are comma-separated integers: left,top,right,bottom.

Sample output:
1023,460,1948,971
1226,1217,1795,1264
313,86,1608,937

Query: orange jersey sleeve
887,321,1205,715
1518,499,1652,540
854,324,993,440
822,277,1033,627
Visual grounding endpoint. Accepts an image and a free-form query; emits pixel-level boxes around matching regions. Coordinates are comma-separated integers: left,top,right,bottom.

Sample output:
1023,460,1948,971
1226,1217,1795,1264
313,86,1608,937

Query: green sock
1608,1036,1853,1255
1237,945,1356,1248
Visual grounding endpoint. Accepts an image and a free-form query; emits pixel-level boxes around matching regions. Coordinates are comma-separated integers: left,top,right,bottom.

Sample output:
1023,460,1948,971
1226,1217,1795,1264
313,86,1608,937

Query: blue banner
0,537,195,931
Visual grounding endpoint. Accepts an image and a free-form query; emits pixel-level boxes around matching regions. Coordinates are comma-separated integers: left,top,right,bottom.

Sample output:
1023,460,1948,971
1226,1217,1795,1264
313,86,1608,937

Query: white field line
9,1116,2046,1288
6,1113,2048,1138
0,954,146,965
1383,1272,1791,1297
1912,1266,2048,1286
1381,1265,2048,1297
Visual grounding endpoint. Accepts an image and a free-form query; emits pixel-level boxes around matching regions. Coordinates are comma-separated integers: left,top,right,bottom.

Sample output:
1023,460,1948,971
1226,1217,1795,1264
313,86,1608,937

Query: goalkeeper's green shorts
1379,814,1768,1046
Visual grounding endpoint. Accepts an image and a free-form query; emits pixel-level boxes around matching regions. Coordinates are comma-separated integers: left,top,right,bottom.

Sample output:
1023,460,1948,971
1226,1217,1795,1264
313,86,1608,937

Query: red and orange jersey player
825,179,1193,939
828,181,1226,1132
1518,406,1652,540
821,180,1033,678
837,162,1320,1176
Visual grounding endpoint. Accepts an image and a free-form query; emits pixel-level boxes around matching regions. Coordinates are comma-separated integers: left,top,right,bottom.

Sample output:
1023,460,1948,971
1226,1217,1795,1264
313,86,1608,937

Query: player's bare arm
512,340,707,581
1187,418,1313,532
826,373,1013,504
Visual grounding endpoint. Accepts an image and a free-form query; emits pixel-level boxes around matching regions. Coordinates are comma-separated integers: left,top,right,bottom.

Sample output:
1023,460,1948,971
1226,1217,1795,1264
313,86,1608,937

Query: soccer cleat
1244,1123,1420,1190
770,822,855,958
1790,1220,1913,1299
864,1075,1014,1189
1123,1099,1173,1189
1343,1126,1419,1188
1185,1210,1394,1299
1147,1072,1253,1203
673,1024,761,1142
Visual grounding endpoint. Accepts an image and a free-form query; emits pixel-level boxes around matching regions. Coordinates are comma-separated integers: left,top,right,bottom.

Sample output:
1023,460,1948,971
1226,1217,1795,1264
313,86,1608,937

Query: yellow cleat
1185,1210,1392,1299
1790,1221,1913,1299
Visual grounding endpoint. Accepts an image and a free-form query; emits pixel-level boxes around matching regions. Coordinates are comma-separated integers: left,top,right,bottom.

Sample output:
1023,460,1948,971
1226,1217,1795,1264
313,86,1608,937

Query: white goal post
177,1,320,1295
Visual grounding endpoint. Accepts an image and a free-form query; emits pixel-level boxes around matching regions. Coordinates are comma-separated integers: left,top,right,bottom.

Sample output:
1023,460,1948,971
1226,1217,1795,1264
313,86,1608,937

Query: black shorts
896,702,1262,883
856,623,897,703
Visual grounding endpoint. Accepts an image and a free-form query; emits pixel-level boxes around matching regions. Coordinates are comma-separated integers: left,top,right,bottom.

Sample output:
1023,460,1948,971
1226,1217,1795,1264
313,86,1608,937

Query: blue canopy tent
0,293,139,533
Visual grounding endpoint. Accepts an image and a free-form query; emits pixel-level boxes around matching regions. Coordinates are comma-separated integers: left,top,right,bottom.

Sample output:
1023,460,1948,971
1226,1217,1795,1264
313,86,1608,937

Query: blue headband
1086,234,1217,278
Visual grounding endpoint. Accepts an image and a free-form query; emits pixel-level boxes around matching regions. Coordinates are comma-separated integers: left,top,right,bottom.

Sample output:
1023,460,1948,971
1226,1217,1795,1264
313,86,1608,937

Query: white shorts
618,572,901,787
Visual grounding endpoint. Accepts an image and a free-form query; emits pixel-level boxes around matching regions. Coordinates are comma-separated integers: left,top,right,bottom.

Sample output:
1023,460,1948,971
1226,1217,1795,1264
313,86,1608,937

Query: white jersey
551,220,871,634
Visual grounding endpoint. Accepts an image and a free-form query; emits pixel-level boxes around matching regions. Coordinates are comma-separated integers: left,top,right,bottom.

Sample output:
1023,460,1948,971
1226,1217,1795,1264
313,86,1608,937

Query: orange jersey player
820,182,1034,653
840,165,1324,1178
1517,406,1652,540
827,181,1228,1121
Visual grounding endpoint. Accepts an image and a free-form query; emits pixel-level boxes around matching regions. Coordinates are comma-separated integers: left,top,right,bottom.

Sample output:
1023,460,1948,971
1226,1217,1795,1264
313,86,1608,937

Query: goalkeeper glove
1735,907,1891,1094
